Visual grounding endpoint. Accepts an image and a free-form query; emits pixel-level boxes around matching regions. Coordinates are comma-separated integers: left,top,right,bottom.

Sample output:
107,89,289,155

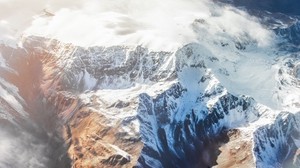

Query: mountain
217,0,300,15
0,1,300,168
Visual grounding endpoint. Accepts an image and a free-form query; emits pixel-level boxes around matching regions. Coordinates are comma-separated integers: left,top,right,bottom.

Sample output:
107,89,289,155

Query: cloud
0,0,275,50
0,128,49,168
24,0,210,50
0,20,17,47
0,0,85,47
193,6,275,47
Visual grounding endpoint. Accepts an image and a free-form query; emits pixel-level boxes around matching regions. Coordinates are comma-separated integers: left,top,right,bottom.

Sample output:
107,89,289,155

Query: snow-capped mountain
0,0,300,168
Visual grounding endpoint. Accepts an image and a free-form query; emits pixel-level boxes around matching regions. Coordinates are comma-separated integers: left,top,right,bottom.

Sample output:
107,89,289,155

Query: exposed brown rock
37,45,144,167
214,129,255,168
61,108,143,168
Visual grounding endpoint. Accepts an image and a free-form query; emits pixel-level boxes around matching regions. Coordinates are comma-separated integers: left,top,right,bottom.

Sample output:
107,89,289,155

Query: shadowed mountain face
218,0,300,15
0,45,71,168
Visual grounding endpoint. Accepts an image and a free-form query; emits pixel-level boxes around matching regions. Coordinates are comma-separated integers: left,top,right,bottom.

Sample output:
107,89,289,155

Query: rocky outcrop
254,112,300,168
0,35,299,168
275,20,300,47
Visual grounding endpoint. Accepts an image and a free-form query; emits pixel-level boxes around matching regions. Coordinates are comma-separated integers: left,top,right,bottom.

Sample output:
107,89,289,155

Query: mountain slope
0,1,300,168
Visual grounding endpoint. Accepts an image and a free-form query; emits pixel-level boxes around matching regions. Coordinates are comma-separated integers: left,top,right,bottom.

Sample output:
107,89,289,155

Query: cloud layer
0,0,274,50
0,127,49,168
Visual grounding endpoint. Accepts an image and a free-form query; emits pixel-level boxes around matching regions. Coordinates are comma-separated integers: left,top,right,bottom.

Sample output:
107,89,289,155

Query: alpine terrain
0,0,300,168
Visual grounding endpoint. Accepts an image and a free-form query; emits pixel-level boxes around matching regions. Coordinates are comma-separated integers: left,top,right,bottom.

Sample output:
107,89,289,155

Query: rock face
0,43,70,168
0,29,299,168
137,84,258,168
254,112,300,168
217,0,300,15
275,21,300,47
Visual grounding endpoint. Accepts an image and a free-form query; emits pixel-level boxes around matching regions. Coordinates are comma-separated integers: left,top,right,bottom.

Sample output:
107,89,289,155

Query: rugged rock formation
1,1,300,166
0,31,299,167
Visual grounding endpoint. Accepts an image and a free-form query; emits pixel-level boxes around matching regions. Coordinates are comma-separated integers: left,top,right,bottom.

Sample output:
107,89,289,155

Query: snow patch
83,69,97,90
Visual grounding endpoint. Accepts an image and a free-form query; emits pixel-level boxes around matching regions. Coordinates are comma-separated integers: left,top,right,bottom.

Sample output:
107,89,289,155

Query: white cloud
0,128,49,168
0,0,275,50
0,20,17,47
24,0,210,50
206,7,274,47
